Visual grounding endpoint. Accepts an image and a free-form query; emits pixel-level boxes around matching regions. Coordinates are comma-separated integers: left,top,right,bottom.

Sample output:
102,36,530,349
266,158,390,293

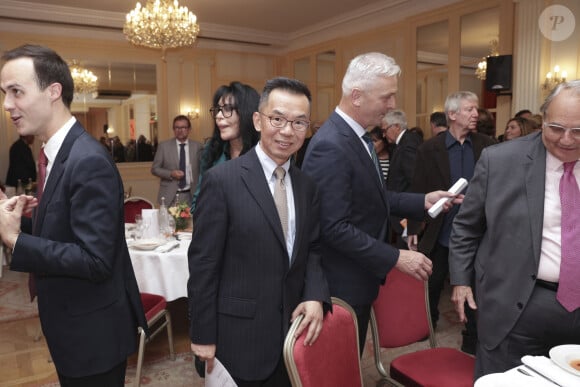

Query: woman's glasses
210,104,237,118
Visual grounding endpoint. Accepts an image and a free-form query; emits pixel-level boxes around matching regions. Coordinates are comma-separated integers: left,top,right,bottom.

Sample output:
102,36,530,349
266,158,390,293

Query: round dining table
128,238,190,301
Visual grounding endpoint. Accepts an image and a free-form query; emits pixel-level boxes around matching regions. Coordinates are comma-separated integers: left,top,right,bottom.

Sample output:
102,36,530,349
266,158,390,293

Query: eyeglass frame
259,112,310,132
209,104,237,119
543,122,580,139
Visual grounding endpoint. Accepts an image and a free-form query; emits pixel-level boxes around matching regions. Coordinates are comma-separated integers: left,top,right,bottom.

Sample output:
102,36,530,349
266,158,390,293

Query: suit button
531,274,537,280
517,302,523,309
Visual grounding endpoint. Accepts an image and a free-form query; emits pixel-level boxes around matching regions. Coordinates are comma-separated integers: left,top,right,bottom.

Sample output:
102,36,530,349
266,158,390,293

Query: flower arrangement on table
168,202,192,231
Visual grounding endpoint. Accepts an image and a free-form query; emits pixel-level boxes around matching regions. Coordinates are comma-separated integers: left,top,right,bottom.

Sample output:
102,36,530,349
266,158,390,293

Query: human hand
0,196,30,248
424,190,464,212
190,343,216,373
395,249,432,281
407,234,418,251
451,285,477,323
171,170,185,180
291,301,324,346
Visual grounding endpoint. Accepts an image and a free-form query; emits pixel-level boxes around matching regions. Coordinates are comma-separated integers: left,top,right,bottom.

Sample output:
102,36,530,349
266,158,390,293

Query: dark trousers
428,243,477,342
57,359,127,387
234,355,291,387
474,284,580,379
350,303,372,357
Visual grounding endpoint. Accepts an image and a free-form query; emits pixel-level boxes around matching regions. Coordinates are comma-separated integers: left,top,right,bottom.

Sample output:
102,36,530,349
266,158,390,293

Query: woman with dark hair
191,81,260,211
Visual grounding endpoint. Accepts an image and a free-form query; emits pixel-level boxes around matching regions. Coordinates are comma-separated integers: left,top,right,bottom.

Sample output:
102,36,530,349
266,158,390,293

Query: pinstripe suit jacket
187,147,329,381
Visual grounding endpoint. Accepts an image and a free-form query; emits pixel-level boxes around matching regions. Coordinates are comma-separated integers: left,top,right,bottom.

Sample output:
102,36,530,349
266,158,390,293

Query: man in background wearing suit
5,135,36,188
151,115,202,205
0,44,146,386
188,77,330,386
407,91,495,354
383,109,423,248
301,52,459,352
450,81,580,379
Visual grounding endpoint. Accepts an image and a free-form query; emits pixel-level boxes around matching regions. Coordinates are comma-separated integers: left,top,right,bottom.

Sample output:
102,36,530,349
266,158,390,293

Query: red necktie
557,160,580,312
29,148,48,301
37,148,47,202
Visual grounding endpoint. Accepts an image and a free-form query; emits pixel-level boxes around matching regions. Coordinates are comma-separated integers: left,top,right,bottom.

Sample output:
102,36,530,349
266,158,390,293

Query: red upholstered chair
135,293,175,387
370,268,475,387
283,297,363,387
124,196,154,223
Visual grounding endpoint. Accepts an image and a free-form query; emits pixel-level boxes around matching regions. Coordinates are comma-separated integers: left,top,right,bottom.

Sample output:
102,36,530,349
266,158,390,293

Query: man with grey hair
450,81,580,379
408,91,495,353
302,52,459,351
383,109,423,248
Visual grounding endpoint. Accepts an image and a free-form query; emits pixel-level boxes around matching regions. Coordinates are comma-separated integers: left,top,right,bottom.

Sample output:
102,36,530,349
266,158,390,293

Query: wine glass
133,214,143,240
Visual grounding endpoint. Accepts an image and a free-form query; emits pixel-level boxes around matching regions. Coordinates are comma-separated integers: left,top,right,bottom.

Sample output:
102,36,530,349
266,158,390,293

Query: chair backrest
283,297,363,387
371,267,433,348
124,196,154,223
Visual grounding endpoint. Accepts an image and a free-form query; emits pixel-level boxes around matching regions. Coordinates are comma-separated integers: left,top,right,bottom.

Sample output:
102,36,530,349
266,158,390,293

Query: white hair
341,52,401,95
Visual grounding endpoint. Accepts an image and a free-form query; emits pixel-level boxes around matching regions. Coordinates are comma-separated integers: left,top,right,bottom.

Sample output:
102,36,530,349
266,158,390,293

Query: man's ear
47,82,63,102
351,88,362,107
252,111,262,132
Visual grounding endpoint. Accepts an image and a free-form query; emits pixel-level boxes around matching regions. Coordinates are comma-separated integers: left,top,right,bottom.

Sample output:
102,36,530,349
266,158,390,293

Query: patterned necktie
273,167,288,240
557,160,580,312
362,133,384,185
178,143,186,189
30,148,48,301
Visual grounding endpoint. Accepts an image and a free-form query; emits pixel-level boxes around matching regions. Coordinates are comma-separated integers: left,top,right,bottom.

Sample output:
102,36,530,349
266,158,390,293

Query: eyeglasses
173,126,190,130
543,123,580,139
259,112,310,132
209,104,237,118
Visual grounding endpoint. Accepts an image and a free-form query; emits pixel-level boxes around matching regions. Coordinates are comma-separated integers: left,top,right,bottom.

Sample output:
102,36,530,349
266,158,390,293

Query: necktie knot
39,148,48,167
563,161,577,174
274,166,286,182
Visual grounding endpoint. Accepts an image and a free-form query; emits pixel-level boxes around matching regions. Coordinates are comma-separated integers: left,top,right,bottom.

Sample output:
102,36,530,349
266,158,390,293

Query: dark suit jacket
386,129,423,234
301,111,425,306
6,137,37,187
408,131,496,255
151,138,202,204
449,132,547,350
10,122,146,377
188,148,330,381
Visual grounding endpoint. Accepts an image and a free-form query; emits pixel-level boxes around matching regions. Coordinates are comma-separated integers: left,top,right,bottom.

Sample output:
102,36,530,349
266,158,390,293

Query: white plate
130,239,166,251
474,372,516,387
549,344,580,376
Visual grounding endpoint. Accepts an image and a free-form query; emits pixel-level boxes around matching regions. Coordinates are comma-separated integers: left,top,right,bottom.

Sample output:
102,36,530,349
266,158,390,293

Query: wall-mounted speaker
485,55,512,92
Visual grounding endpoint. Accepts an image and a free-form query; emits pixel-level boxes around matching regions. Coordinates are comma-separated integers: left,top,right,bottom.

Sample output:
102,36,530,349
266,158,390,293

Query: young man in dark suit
0,44,146,386
188,77,330,386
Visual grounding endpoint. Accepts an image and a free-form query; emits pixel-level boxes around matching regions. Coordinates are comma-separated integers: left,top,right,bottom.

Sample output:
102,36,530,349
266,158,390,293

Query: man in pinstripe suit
188,77,330,387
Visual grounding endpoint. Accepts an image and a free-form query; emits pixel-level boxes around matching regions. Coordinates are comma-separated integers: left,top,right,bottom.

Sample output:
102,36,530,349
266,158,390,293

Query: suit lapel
433,133,451,186
523,134,547,264
34,123,84,235
240,149,289,264
331,113,388,205
288,166,304,265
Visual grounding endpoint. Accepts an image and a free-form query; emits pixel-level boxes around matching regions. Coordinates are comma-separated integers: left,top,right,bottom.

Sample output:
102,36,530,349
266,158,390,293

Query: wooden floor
0,299,193,387
0,280,464,387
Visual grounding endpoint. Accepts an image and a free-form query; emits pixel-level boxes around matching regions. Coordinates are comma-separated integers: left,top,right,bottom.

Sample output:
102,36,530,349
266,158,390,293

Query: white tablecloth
129,239,190,301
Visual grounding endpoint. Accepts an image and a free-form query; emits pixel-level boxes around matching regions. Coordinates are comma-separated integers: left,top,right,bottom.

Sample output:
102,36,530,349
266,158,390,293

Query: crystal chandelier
123,0,200,58
475,39,499,80
69,61,98,94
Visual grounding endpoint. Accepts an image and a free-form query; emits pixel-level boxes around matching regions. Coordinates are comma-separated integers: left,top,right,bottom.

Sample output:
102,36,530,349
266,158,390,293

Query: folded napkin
522,355,580,387
155,240,180,253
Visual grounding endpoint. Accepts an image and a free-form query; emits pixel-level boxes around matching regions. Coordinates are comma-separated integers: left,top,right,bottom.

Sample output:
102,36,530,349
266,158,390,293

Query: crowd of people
1,44,578,386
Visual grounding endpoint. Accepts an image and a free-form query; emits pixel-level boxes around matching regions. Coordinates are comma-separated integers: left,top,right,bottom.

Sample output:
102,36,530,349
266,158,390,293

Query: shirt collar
43,116,76,163
396,129,406,145
445,130,472,149
335,106,366,138
255,143,290,179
